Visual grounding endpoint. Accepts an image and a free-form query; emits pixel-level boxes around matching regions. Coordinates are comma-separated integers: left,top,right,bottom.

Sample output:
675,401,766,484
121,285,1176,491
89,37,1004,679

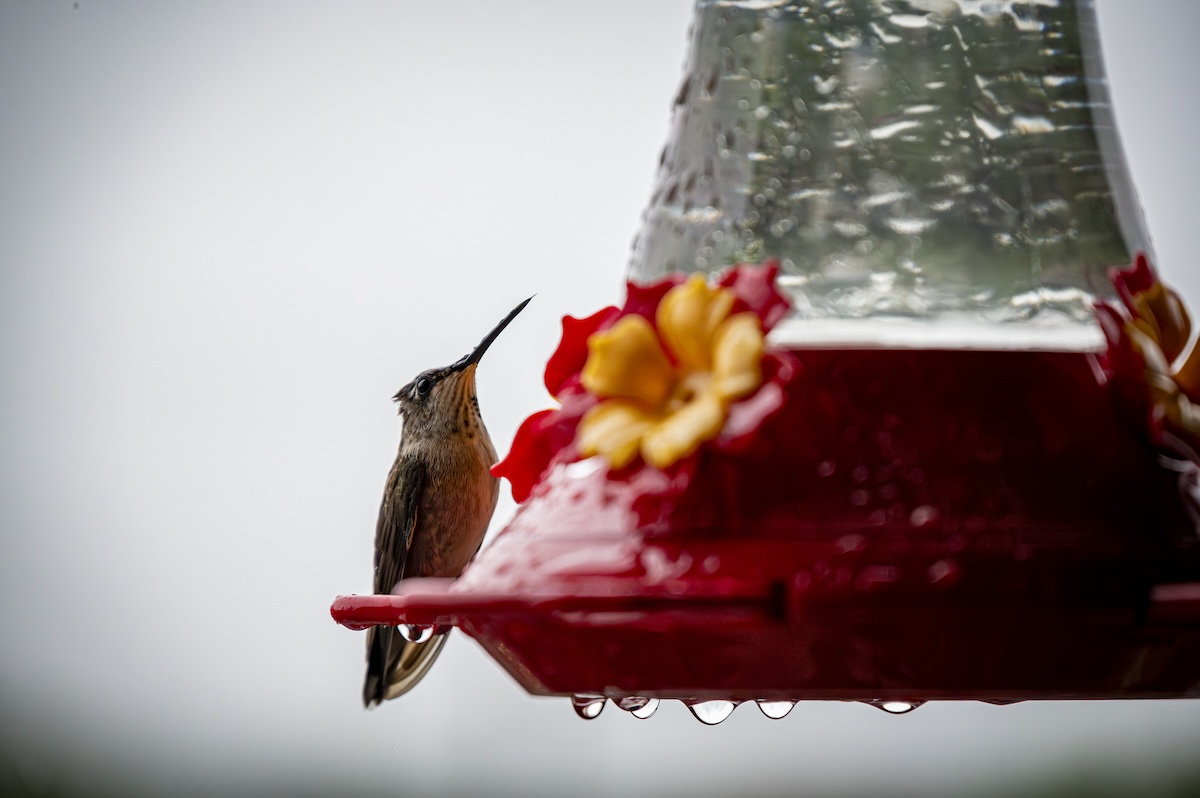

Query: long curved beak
452,296,533,371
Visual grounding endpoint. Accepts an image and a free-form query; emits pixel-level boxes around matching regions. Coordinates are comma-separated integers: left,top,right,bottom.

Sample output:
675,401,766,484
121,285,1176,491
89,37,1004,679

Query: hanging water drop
398,624,433,643
616,696,660,719
571,694,607,720
756,700,795,719
687,700,736,725
616,696,644,711
631,699,660,719
873,700,924,714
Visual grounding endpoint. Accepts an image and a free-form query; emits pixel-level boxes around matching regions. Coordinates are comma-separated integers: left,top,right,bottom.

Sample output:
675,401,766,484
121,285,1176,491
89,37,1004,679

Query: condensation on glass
629,0,1149,349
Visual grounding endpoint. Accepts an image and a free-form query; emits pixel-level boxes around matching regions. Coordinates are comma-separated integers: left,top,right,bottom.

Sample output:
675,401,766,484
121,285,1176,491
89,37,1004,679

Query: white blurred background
1,2,1199,796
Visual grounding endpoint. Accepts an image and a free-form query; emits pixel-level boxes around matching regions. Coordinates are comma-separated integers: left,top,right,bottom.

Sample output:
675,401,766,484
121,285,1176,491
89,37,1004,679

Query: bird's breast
407,434,498,579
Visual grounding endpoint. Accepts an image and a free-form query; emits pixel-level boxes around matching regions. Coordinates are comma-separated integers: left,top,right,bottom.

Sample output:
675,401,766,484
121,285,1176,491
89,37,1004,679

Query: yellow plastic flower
1104,255,1200,450
577,275,765,469
1122,282,1200,440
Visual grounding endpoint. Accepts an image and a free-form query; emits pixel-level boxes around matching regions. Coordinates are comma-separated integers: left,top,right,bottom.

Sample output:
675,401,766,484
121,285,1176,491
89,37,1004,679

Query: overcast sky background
2,2,1199,796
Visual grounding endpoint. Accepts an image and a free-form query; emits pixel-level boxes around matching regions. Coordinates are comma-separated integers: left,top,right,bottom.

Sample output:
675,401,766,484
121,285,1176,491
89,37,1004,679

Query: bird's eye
415,376,433,397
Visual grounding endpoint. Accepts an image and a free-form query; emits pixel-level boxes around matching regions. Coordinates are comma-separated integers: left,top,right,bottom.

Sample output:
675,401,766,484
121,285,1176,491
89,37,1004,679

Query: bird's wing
373,454,425,594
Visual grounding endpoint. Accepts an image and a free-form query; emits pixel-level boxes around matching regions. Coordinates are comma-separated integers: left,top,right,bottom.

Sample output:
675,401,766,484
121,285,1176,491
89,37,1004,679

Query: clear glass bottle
629,0,1149,349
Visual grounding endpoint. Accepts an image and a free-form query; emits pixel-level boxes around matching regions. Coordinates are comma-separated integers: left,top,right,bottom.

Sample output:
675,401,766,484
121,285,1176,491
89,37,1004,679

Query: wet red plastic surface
332,349,1200,702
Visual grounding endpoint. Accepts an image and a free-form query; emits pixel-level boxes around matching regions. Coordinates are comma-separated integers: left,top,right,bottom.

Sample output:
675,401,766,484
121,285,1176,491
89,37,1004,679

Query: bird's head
393,297,532,436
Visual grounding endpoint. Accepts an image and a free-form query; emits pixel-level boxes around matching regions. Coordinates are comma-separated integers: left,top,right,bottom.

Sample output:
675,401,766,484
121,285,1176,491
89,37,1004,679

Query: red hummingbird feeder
333,0,1200,722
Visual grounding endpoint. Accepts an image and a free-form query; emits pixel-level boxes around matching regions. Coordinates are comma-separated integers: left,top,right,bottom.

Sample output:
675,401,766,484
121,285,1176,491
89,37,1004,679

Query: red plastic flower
492,261,796,502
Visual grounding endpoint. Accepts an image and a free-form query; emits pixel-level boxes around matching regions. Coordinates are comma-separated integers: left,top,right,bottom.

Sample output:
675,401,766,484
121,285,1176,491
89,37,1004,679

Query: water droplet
687,700,736,725
927,558,960,586
571,694,606,720
872,700,923,714
890,13,930,29
398,624,433,643
910,504,939,527
972,112,1004,141
870,119,921,141
756,700,795,719
631,699,660,719
1012,114,1054,135
616,697,659,719
563,457,604,480
884,216,936,235
814,74,838,94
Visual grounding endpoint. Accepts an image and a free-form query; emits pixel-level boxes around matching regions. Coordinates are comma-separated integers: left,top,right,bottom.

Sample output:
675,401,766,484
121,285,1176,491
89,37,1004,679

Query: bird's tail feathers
363,626,450,708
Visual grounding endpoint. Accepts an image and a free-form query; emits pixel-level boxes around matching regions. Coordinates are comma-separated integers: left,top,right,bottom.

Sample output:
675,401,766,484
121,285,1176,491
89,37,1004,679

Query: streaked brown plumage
363,297,531,707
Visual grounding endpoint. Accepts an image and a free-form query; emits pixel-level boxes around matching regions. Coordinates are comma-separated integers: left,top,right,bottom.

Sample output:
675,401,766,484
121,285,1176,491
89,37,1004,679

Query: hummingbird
363,296,532,708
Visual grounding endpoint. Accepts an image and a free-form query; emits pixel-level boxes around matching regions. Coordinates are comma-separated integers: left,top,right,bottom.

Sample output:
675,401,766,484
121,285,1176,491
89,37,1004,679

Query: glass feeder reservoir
632,0,1148,351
